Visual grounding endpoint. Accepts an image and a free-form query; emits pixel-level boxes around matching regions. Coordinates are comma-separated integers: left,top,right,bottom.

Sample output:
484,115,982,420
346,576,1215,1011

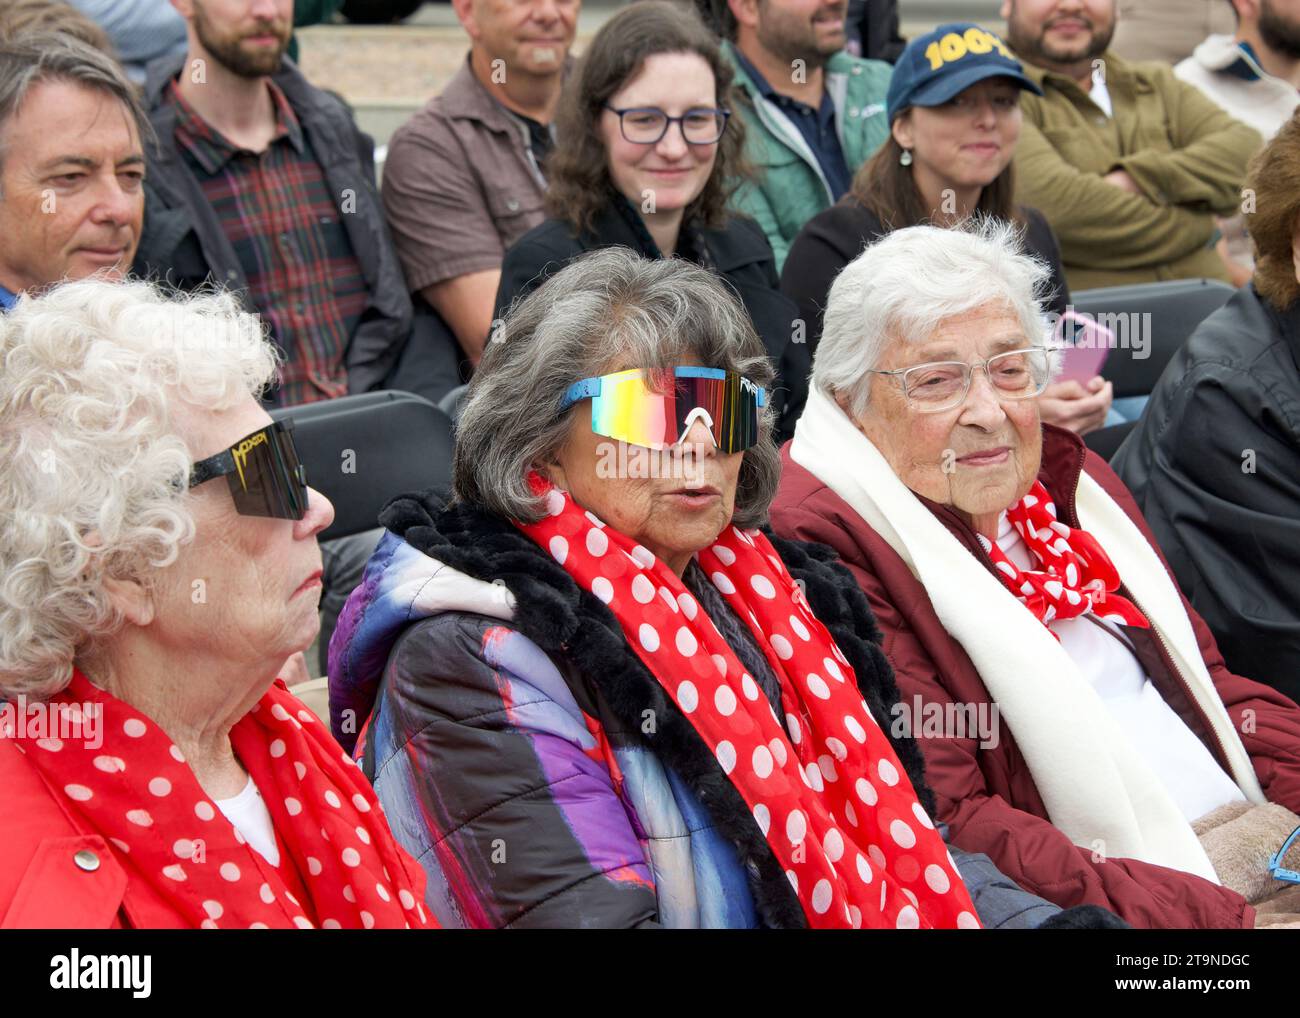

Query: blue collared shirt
0,284,17,313
1224,40,1267,83
732,48,853,201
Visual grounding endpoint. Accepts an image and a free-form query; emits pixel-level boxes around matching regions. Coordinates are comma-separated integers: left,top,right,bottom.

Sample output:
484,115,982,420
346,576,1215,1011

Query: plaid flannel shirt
166,78,368,406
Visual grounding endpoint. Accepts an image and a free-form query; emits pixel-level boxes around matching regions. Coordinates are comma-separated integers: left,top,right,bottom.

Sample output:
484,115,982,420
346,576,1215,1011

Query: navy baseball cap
886,22,1043,122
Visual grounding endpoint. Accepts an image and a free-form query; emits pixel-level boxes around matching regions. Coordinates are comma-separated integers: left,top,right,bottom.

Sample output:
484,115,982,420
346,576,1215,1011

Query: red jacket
770,424,1300,929
1,737,165,928
1,722,311,929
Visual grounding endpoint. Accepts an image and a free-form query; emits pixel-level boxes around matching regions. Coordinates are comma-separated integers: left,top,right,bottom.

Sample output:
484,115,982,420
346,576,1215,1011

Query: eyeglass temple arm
187,419,295,488
1269,824,1300,880
189,450,234,488
560,376,602,411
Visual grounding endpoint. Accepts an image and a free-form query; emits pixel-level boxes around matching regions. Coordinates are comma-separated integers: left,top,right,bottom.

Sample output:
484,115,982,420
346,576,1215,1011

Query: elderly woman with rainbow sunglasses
327,247,1128,930
0,279,431,928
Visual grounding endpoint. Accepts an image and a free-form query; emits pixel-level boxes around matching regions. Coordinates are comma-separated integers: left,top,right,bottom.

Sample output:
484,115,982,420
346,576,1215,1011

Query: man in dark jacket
134,0,436,673
1112,109,1300,707
133,0,414,406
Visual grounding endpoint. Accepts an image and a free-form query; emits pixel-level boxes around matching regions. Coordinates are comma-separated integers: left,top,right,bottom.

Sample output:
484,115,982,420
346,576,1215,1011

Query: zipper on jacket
1057,443,1236,775
747,91,834,204
1108,582,1236,776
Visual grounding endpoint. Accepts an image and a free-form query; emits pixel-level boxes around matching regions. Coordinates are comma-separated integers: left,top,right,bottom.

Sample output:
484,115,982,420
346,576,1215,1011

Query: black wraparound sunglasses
188,419,309,520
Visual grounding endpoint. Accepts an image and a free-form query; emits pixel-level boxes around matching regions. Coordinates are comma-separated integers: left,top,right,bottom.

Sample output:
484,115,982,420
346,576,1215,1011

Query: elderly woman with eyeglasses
328,247,1136,930
770,221,1300,929
0,280,431,929
493,0,805,442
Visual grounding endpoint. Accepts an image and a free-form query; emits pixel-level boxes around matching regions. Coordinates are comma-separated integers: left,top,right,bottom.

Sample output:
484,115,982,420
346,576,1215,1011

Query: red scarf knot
985,480,1149,632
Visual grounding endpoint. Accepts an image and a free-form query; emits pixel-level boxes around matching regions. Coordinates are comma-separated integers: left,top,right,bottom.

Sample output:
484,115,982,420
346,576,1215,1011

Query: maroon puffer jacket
770,424,1300,929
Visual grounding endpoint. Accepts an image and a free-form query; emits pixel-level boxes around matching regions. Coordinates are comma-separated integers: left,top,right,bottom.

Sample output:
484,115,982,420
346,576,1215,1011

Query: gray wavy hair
0,278,279,700
453,248,781,528
0,32,152,191
813,219,1055,418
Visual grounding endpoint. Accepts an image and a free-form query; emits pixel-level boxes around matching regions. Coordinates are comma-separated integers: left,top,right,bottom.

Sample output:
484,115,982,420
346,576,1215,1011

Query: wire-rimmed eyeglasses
1270,824,1300,884
866,348,1052,413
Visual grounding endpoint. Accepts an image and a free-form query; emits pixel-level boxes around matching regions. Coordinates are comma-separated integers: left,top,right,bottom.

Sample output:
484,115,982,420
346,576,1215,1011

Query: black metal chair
1070,278,1235,398
437,384,469,423
270,390,454,542
1082,419,1137,462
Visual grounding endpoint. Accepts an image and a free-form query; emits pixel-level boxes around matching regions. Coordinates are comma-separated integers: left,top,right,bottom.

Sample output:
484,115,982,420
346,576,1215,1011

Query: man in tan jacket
1003,0,1263,290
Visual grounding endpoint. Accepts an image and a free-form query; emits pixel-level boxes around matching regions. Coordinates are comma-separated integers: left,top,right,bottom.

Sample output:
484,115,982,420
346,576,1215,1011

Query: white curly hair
0,278,280,700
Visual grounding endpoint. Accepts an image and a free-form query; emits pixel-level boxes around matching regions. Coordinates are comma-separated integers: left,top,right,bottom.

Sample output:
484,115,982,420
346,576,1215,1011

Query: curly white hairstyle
0,278,279,700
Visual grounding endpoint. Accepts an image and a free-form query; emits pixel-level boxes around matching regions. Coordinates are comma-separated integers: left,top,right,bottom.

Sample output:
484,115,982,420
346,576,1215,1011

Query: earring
899,149,913,167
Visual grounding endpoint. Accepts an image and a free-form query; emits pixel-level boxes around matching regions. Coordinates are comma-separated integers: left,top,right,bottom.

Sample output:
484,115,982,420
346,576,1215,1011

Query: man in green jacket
717,0,891,270
1003,0,1262,290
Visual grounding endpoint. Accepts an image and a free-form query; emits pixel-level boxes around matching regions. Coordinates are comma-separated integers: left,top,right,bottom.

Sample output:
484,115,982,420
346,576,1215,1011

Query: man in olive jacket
1003,0,1262,290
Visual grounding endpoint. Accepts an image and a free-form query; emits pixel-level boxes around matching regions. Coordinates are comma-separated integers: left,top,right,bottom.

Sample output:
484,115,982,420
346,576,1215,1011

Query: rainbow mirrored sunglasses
560,367,767,453
188,419,309,520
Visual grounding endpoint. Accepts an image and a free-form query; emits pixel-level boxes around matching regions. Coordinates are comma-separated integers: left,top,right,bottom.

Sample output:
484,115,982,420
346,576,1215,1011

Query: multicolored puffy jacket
327,492,1112,929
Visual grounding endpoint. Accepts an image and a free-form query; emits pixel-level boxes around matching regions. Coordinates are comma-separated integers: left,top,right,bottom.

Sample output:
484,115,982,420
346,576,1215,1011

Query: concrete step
300,0,1004,147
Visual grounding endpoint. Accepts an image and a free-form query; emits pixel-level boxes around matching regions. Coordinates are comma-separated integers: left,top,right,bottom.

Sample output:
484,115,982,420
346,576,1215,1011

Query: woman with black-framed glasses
0,279,434,929
494,0,808,444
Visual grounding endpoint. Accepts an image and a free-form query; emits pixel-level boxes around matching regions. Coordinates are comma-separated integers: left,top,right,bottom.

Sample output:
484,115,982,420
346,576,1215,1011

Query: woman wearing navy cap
782,22,1114,438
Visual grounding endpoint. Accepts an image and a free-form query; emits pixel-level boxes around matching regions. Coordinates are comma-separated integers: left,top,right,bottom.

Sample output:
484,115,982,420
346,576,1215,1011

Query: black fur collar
379,491,936,929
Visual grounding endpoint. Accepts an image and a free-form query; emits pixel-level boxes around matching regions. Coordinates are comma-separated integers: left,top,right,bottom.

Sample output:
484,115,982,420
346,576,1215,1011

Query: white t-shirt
1089,64,1114,117
214,776,281,867
995,512,1245,822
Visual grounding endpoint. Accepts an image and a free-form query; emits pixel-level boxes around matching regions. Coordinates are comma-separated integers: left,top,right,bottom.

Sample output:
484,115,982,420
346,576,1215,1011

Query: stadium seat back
437,383,469,422
270,391,454,541
1070,279,1235,398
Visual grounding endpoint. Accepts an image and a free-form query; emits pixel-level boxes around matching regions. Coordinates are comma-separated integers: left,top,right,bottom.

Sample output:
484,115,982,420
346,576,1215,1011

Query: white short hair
0,278,279,700
812,219,1054,418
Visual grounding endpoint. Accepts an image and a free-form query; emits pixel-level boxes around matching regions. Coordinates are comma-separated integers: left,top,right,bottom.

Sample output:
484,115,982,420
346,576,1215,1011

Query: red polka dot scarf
10,670,433,929
981,480,1149,632
517,477,979,929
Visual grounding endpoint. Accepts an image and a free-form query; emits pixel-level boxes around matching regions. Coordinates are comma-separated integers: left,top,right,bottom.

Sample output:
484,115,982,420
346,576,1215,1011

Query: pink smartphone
1052,310,1112,384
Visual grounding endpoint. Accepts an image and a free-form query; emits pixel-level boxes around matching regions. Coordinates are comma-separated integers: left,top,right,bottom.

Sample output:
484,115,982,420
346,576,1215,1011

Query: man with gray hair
0,32,148,311
134,0,414,408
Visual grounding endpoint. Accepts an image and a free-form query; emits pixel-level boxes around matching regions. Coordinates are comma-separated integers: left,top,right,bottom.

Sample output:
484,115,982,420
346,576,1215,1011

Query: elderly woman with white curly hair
0,279,431,929
770,221,1300,929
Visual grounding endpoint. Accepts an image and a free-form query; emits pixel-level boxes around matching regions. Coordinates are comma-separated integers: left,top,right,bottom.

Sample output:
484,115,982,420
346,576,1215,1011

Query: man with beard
0,33,146,312
1002,0,1262,290
716,0,892,270
1177,0,1300,139
134,0,413,407
381,0,578,367
134,0,420,681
